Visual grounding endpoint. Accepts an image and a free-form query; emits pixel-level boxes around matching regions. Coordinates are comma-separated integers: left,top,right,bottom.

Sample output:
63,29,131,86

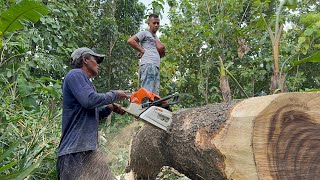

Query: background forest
0,0,319,179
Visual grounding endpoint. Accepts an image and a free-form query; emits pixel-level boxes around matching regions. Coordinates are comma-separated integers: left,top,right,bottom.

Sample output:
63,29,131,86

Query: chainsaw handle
141,98,162,108
160,95,179,108
141,93,179,108
157,93,177,101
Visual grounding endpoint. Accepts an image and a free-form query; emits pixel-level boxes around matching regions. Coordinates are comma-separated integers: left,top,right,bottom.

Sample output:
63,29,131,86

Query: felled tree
126,92,320,180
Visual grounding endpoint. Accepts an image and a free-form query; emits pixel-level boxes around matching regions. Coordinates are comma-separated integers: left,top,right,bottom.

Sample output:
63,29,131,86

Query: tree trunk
220,75,231,103
127,92,320,179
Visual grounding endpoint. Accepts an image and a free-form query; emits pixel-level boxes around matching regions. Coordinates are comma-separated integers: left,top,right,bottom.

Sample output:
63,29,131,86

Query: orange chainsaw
123,88,179,132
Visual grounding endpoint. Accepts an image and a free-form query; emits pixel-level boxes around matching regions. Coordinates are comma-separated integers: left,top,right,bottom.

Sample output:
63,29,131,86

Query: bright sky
139,0,170,31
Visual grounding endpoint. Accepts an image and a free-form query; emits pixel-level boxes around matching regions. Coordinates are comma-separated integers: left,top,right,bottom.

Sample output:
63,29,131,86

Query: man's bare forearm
128,36,144,53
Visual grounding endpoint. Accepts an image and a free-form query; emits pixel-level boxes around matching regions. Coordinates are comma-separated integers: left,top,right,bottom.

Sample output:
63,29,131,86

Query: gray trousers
139,63,160,95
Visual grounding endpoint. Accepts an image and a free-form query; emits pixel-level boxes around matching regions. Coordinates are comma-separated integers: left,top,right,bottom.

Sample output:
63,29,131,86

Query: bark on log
126,92,320,179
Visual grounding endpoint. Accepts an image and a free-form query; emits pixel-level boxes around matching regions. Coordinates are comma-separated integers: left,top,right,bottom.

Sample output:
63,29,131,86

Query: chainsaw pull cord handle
141,93,179,108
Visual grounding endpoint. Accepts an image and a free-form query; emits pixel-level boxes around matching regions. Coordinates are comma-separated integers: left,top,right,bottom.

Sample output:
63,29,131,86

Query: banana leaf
0,137,44,179
293,52,320,66
0,0,49,48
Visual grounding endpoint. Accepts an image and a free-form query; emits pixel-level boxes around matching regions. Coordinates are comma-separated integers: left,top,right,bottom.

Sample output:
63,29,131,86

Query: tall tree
161,0,320,107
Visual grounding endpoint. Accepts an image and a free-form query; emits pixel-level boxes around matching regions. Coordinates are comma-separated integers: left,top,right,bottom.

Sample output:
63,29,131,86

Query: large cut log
126,92,320,179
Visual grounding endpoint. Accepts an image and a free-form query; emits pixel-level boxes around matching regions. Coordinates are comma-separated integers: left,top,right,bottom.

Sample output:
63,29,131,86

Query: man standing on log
56,47,128,180
127,14,166,95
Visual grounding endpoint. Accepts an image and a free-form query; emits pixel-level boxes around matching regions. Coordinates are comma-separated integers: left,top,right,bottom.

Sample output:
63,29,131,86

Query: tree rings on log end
253,93,320,180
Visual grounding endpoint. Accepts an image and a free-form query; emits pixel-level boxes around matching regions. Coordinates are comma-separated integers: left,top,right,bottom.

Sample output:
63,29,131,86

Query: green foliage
284,0,298,9
297,13,320,54
0,0,49,48
293,51,320,65
0,137,46,180
115,0,145,35
1,0,320,178
161,0,262,105
161,0,320,101
300,13,320,26
0,1,63,178
150,0,165,17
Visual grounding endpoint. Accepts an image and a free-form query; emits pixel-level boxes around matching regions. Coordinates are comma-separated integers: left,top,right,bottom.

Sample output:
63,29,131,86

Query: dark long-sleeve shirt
58,68,118,157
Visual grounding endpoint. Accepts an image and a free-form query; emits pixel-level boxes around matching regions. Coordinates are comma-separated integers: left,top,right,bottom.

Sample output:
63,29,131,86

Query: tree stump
126,92,320,179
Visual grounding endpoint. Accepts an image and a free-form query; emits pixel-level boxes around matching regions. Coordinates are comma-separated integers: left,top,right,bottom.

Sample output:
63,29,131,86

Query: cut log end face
253,95,320,180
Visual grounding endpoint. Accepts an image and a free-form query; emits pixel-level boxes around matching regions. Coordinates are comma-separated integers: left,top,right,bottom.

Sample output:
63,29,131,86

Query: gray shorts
139,64,160,95
56,150,114,180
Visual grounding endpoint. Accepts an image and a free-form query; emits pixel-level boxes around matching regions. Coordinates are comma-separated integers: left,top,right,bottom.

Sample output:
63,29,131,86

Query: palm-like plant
0,137,44,180
0,0,49,48
0,1,52,179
